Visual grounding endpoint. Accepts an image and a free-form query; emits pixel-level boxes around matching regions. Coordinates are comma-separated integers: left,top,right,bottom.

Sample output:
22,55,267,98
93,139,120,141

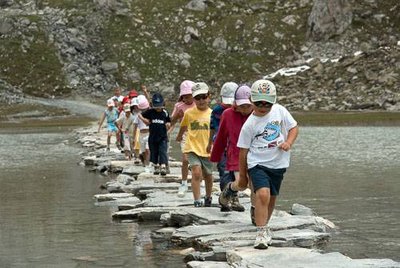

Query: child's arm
132,123,138,144
238,148,250,190
98,112,106,133
175,126,187,142
138,113,150,125
279,125,299,152
140,85,151,101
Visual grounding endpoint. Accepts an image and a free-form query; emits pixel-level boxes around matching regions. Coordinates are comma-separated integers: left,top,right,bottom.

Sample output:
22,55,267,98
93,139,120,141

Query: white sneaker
254,228,271,249
177,184,188,197
144,166,151,173
266,227,273,245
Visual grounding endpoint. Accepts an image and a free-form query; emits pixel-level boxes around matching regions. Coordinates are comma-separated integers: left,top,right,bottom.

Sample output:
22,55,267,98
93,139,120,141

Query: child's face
252,101,273,116
193,94,210,110
236,104,253,116
181,94,193,105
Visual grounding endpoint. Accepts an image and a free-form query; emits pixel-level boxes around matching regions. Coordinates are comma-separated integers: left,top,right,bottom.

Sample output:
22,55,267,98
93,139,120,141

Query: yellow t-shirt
180,106,212,157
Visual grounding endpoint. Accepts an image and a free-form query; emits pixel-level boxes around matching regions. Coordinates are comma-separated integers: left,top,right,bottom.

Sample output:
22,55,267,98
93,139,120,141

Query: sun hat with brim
137,95,149,109
107,99,115,107
235,85,251,106
220,82,238,105
179,80,195,96
123,103,131,112
250,79,277,104
192,82,209,97
152,93,164,108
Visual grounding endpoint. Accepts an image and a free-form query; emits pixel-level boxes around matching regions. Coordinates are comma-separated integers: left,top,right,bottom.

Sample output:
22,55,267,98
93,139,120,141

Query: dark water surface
0,126,399,267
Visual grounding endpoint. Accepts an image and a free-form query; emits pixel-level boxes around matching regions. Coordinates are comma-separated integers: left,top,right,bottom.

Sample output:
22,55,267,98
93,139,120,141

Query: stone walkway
76,124,400,268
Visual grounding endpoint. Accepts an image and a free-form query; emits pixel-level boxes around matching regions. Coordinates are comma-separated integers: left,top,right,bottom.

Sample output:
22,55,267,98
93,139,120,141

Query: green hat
250,79,277,104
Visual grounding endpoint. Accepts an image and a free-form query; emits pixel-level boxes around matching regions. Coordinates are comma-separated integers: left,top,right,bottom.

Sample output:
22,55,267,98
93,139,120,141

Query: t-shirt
237,104,297,169
210,103,229,141
133,111,149,131
142,108,171,142
171,101,195,118
115,112,136,133
105,107,118,124
181,106,212,157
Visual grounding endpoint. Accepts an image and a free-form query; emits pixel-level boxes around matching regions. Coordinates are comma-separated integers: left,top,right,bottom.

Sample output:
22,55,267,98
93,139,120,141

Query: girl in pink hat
170,80,196,197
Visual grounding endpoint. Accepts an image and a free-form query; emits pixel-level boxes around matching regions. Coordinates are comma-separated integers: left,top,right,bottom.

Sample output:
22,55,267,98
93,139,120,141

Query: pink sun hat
137,95,149,110
179,80,195,96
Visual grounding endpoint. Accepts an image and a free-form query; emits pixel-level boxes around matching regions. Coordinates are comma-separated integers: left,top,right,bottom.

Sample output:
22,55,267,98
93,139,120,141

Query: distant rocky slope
0,0,399,111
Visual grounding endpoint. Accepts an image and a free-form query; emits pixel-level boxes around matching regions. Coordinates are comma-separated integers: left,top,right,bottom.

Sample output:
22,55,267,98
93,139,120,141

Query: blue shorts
248,165,286,196
107,122,117,133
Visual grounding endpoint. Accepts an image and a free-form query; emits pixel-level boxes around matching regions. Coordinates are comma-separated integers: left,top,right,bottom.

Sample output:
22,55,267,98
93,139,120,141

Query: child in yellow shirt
176,82,213,207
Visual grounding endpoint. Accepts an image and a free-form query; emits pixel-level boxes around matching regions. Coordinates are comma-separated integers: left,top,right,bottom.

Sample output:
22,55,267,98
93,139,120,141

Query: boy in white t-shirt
219,79,299,249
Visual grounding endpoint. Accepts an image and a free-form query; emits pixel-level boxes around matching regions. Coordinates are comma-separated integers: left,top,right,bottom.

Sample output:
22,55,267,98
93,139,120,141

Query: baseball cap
129,89,138,98
179,80,195,96
250,79,277,104
152,93,164,108
123,103,131,112
130,97,139,107
107,99,114,107
122,96,131,104
192,82,209,97
235,85,251,106
220,82,238,105
137,95,149,110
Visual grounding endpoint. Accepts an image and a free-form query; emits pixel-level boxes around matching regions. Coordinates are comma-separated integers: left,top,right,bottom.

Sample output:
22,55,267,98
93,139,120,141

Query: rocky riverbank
74,123,400,268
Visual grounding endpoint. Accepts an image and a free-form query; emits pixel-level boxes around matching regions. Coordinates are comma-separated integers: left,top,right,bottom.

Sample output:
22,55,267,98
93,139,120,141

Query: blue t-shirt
142,108,171,142
210,103,229,141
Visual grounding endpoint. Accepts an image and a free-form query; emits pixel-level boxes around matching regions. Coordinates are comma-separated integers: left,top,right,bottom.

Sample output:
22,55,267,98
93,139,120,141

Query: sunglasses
194,94,208,101
253,101,273,108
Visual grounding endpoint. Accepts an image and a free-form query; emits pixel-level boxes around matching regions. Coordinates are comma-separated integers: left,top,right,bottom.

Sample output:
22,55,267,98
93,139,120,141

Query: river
0,125,399,267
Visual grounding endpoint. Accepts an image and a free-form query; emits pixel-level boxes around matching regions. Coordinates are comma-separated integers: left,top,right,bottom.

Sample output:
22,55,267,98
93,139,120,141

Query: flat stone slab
94,193,135,202
226,247,400,268
187,261,231,268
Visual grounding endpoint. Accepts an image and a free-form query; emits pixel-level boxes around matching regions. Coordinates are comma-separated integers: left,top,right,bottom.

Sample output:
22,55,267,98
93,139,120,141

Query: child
169,80,195,197
176,82,213,207
133,95,151,172
140,93,171,176
219,79,299,249
210,85,253,212
115,103,136,160
207,82,238,185
97,99,119,151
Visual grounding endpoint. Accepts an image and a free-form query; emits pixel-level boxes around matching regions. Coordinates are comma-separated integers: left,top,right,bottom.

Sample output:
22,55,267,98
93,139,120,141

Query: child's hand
206,143,212,153
279,141,291,152
176,135,182,142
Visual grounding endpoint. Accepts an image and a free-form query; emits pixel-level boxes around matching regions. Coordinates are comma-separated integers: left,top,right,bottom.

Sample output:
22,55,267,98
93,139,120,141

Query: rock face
0,0,399,108
307,0,353,41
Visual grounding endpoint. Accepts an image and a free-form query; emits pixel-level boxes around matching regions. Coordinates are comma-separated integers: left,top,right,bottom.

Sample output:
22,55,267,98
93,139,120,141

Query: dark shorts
248,165,286,196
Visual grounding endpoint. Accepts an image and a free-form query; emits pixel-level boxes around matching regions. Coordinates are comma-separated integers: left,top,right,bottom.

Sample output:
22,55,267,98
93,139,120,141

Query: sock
256,226,267,232
228,182,238,194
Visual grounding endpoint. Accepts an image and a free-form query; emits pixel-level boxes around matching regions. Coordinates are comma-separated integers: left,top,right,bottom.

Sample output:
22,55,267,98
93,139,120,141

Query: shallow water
0,129,185,268
0,126,399,267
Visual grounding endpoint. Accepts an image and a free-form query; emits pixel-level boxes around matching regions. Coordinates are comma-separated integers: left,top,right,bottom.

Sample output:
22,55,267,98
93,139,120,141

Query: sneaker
194,200,203,207
220,204,231,212
218,182,235,207
254,230,269,249
106,147,110,151
266,227,273,245
144,166,151,173
231,195,245,212
177,184,188,198
153,165,160,175
166,165,170,174
204,196,212,207
160,166,167,176
250,206,256,226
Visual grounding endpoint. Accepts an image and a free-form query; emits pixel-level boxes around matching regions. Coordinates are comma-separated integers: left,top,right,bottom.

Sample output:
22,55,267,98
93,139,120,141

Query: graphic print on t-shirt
254,121,282,148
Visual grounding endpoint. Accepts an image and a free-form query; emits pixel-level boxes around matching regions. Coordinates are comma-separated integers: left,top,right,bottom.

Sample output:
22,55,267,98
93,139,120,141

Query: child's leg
204,173,213,197
254,187,270,226
181,153,189,181
190,165,202,200
107,132,112,148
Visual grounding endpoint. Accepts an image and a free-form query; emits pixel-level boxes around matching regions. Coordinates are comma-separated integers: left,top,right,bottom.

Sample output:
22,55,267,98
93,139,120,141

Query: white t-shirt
133,114,149,131
237,104,297,169
116,112,136,133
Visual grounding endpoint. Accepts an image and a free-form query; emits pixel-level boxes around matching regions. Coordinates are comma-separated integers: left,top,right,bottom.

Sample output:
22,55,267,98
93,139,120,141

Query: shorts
187,152,213,176
134,129,140,150
107,122,117,133
139,132,149,153
248,165,286,196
